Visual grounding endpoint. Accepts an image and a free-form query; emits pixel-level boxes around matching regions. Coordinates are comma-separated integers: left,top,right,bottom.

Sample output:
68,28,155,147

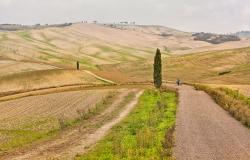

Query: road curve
174,85,250,160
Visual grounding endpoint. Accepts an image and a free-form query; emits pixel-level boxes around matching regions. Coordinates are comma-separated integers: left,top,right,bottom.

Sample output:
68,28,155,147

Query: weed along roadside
194,84,250,127
76,89,178,160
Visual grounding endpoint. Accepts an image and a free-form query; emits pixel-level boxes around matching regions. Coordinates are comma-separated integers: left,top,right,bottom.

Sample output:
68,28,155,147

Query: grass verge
76,89,177,160
0,120,58,156
194,84,250,127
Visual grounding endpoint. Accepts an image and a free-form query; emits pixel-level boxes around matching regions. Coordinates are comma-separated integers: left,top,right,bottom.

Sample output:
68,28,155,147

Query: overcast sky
0,0,249,33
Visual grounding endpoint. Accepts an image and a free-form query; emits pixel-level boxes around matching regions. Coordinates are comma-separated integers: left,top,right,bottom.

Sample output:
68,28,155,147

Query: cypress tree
153,48,162,88
77,61,80,70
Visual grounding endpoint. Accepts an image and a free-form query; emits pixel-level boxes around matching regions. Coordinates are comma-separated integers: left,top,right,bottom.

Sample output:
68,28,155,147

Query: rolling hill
1,23,250,74
0,23,250,160
0,23,204,73
96,47,250,85
1,23,250,94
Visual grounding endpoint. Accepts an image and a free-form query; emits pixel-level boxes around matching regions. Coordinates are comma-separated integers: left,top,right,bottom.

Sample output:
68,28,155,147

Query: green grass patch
18,31,33,42
0,129,57,153
38,48,97,69
76,90,177,160
39,50,73,65
0,119,60,156
39,33,57,48
95,44,115,52
78,59,97,70
94,44,147,61
18,31,56,47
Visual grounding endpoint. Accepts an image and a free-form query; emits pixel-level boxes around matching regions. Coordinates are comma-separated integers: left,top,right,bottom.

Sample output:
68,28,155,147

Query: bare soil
0,69,105,94
1,89,142,160
0,90,110,121
174,85,250,160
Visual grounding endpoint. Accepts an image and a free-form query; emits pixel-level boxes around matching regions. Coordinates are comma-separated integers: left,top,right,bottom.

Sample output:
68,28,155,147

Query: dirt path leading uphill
83,70,115,84
174,85,250,160
2,90,143,160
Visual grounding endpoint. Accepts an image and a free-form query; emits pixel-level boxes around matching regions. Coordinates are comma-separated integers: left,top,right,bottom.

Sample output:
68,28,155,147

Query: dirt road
2,90,143,160
174,85,250,160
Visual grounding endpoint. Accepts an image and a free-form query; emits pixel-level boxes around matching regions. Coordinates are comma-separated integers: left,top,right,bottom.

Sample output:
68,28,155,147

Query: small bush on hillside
218,70,231,76
77,109,88,120
160,33,172,37
58,116,67,130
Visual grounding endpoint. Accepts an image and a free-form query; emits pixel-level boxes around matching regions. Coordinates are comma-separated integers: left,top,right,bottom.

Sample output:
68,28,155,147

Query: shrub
218,70,231,76
58,116,67,130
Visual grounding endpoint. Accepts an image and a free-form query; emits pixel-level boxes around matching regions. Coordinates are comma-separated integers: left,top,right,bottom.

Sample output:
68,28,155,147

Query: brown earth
0,89,110,122
0,69,106,94
174,85,250,160
1,89,142,160
0,89,123,156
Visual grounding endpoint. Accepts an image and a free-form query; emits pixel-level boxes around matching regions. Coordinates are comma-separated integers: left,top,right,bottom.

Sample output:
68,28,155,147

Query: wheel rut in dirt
2,89,143,160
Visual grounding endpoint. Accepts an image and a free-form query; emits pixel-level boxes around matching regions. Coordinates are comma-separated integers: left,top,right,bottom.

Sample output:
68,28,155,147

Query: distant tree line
192,32,240,44
0,23,73,31
234,31,250,38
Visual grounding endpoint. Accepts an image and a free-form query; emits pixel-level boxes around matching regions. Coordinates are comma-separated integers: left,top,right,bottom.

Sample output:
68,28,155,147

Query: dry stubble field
0,89,127,155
